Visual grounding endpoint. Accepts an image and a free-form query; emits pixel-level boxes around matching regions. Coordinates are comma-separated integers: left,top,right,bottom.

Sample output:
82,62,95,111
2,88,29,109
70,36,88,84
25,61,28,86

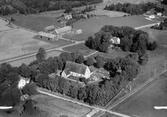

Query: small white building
157,12,162,16
55,26,72,35
61,61,93,79
64,14,72,20
18,76,30,90
110,37,120,45
149,15,156,19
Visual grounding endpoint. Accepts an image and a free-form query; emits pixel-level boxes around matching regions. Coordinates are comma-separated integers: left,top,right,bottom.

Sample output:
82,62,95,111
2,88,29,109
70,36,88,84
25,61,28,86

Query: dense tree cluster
162,0,167,5
85,25,157,58
32,48,140,106
0,0,102,15
151,19,167,30
0,63,38,115
104,2,164,15
0,46,141,109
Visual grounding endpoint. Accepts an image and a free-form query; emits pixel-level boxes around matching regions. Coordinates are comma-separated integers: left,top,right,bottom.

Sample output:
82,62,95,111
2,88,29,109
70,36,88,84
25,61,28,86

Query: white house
110,37,120,45
18,76,30,90
55,26,72,35
157,12,162,16
61,61,93,79
64,14,72,20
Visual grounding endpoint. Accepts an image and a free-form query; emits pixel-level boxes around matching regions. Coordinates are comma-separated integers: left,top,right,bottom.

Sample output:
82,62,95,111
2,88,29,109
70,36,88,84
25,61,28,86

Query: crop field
113,72,167,117
63,15,155,41
33,94,91,117
4,14,62,32
63,43,96,56
0,19,71,62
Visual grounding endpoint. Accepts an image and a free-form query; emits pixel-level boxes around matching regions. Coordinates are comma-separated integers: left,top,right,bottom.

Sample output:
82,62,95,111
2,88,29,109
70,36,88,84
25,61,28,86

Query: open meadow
63,15,155,41
0,19,71,62
33,94,91,117
113,72,167,117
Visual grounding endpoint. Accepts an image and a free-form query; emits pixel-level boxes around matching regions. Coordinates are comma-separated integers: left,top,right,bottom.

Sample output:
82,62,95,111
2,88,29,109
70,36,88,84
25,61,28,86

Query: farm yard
63,15,156,41
0,19,71,62
113,72,167,117
33,94,91,117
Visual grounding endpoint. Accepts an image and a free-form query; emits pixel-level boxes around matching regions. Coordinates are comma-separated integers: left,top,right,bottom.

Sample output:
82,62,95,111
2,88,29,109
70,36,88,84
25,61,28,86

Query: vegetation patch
104,2,164,15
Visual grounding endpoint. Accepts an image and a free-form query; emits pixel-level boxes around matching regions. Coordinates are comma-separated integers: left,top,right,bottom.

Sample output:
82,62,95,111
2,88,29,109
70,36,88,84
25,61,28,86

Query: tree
36,48,46,62
64,5,72,13
147,41,157,51
18,63,32,78
75,55,85,64
85,57,95,66
22,83,38,96
94,55,105,68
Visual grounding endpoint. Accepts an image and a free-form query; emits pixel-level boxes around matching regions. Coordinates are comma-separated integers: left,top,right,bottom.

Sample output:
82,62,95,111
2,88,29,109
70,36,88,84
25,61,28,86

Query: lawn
33,94,91,117
63,43,96,56
113,72,167,117
93,48,129,59
63,15,155,41
4,14,62,32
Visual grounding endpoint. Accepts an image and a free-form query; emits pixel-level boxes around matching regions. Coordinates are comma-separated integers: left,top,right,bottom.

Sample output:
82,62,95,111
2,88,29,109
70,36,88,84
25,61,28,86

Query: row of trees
104,2,164,15
85,25,157,62
0,0,102,15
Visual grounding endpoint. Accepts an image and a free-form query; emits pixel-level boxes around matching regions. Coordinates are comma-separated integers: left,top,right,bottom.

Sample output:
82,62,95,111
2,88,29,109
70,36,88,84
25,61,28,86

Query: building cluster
37,25,72,41
144,9,163,20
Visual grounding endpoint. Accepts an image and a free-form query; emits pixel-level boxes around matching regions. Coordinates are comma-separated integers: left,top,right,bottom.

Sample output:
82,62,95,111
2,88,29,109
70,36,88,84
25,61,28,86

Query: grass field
33,94,91,117
93,48,129,59
113,72,167,117
4,14,62,32
63,15,155,41
63,43,96,56
0,19,71,62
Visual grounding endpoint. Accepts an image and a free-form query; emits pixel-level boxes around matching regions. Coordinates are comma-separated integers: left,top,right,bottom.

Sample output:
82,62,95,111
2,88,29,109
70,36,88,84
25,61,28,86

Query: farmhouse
55,26,72,35
61,61,93,79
